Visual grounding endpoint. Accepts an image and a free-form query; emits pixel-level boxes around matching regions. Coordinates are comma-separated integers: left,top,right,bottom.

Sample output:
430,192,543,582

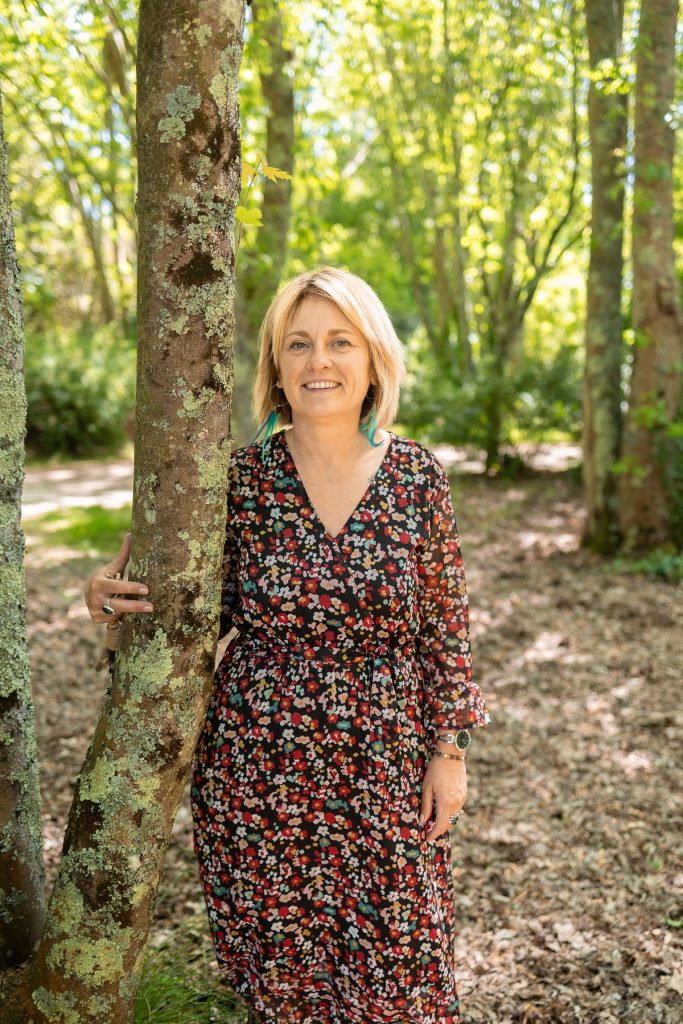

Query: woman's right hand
84,532,154,624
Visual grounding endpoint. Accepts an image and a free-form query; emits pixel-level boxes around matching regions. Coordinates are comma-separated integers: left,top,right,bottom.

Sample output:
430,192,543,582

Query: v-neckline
279,428,394,543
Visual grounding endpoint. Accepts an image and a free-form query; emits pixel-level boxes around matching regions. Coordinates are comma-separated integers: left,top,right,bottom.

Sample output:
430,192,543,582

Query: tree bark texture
619,0,683,552
23,3,247,1020
582,0,628,553
0,88,47,970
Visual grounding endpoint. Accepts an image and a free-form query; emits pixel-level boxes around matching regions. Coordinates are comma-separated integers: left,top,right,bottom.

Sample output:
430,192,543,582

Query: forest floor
22,445,683,1024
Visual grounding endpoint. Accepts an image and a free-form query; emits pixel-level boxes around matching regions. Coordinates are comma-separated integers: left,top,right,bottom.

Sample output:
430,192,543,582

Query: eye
332,338,351,347
289,340,307,349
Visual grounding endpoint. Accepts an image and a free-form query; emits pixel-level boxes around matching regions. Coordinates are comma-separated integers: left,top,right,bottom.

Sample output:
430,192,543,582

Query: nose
305,342,333,369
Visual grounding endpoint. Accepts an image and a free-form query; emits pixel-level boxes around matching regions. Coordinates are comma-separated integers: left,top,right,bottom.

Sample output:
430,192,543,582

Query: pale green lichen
78,756,117,804
167,534,203,584
209,72,227,110
0,885,25,923
195,23,212,46
0,365,26,439
194,154,213,180
31,986,80,1024
210,45,240,114
51,881,85,932
194,438,231,491
169,312,189,335
131,880,150,906
212,361,234,395
158,85,201,143
46,935,126,984
119,629,174,705
131,774,160,810
144,508,157,524
176,382,215,420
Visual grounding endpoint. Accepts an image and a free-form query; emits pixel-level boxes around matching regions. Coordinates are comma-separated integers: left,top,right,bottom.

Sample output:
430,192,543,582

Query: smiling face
277,295,377,428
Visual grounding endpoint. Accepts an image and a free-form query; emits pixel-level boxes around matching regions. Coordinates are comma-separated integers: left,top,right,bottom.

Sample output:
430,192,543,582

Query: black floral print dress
190,428,491,1024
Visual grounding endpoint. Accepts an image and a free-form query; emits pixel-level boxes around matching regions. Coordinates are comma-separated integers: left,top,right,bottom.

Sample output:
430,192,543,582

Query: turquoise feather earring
359,386,383,447
251,381,287,465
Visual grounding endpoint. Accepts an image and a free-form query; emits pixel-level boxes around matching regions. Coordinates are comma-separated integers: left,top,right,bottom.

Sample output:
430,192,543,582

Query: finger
425,812,454,843
419,784,433,828
107,532,131,571
98,596,154,620
99,579,150,599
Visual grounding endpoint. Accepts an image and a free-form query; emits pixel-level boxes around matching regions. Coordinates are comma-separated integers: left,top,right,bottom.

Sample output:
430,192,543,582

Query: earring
360,406,383,447
251,381,288,465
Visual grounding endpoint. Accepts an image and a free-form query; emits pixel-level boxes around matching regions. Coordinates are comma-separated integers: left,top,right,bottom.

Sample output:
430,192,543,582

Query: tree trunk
582,0,627,554
0,88,47,970
619,0,683,552
10,2,247,1020
232,0,294,445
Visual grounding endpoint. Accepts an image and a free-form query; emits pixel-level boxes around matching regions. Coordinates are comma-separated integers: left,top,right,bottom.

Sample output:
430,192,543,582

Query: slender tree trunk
582,0,627,554
0,88,47,970
619,0,683,552
1,3,247,1021
232,0,294,445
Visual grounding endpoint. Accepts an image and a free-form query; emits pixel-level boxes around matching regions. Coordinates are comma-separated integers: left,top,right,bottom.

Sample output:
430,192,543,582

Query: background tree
618,0,683,552
582,0,628,555
2,0,247,1019
0,86,46,969
232,0,295,444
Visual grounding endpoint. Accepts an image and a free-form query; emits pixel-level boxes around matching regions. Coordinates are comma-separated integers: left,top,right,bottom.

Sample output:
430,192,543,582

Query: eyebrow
284,328,354,339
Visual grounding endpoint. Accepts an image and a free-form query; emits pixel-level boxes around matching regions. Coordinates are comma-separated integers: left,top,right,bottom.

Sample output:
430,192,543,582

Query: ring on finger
102,602,115,615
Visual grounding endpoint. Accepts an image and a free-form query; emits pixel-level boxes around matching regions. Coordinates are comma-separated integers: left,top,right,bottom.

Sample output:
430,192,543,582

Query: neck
287,416,385,463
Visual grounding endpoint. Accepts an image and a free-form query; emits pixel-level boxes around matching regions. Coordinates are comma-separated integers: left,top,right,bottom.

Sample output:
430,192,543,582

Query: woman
85,266,491,1024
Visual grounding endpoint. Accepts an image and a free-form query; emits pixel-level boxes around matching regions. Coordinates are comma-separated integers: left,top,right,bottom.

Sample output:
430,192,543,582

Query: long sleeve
416,458,491,731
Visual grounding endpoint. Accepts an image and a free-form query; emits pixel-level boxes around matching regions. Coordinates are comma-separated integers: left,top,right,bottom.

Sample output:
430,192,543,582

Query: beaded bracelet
434,750,467,761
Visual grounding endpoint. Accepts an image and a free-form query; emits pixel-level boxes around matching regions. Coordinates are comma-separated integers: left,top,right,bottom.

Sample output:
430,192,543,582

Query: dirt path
23,451,682,1023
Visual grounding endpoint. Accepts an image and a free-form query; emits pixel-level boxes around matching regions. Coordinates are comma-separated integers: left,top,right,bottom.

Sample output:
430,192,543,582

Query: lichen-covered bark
233,0,294,444
25,3,247,1021
619,0,683,552
581,0,627,554
0,89,47,969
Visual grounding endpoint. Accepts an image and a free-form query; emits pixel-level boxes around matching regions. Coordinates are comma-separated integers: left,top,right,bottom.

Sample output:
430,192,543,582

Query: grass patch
136,924,246,1023
609,549,683,583
27,504,132,557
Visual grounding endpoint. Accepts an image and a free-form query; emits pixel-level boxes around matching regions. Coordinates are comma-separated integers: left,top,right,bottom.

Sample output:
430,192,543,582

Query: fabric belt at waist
232,625,417,666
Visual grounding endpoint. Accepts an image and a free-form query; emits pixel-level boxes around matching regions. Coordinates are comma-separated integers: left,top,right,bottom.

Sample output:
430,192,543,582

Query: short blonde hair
251,265,406,431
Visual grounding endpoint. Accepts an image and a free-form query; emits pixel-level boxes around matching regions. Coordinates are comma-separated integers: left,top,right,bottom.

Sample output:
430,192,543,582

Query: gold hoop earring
270,382,287,409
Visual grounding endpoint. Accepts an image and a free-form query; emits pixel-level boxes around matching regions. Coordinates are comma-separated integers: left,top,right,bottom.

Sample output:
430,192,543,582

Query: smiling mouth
302,383,341,390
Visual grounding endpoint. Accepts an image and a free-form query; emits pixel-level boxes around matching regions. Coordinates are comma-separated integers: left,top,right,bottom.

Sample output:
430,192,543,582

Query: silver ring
448,811,463,826
102,602,115,615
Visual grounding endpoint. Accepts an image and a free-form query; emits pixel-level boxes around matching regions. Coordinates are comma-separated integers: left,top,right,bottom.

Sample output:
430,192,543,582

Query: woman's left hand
419,757,467,843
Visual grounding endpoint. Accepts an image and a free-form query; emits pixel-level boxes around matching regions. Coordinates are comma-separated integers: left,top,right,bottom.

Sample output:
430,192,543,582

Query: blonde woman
85,266,491,1024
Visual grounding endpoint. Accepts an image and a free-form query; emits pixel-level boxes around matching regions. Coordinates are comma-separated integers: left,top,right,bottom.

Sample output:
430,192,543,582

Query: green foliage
662,423,683,549
24,325,136,457
27,504,132,555
400,327,581,450
609,549,683,583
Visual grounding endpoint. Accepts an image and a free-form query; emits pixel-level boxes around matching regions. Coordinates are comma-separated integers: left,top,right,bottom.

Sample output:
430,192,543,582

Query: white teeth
303,382,339,390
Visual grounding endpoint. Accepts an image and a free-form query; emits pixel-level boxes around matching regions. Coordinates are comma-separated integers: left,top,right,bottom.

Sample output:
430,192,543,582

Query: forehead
285,295,357,333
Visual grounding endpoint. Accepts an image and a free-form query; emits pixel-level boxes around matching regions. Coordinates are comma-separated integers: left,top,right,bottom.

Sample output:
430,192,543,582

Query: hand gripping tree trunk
17,2,248,1021
582,0,627,554
619,0,683,552
0,88,47,970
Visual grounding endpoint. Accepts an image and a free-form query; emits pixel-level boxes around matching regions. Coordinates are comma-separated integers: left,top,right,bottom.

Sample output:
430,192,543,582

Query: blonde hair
251,265,406,431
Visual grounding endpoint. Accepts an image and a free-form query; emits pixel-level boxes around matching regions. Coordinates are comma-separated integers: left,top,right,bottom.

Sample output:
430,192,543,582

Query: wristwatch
436,728,472,751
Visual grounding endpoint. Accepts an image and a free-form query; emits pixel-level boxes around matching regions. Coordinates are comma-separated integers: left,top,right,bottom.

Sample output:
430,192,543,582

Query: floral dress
190,428,491,1024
